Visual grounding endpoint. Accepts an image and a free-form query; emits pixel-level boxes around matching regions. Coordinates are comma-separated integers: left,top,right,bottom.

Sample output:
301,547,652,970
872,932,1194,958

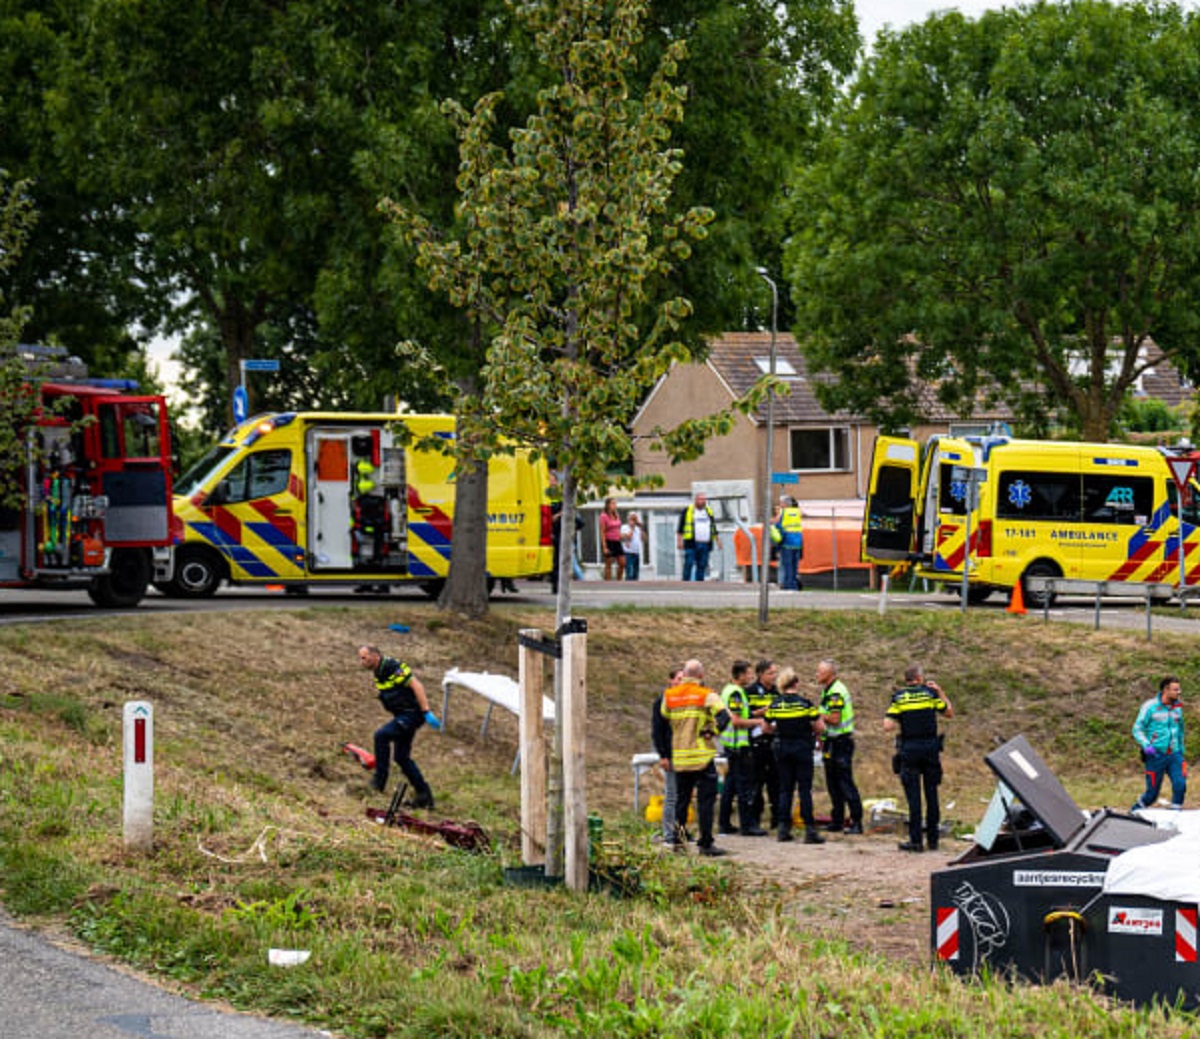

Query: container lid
984,734,1087,848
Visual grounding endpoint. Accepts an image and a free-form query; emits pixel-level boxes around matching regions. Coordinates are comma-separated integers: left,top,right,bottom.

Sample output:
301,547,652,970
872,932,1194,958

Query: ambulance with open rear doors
862,434,1200,605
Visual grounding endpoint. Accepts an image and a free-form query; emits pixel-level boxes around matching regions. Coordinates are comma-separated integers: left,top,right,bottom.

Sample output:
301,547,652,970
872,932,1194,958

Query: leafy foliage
788,0,1200,440
0,173,40,510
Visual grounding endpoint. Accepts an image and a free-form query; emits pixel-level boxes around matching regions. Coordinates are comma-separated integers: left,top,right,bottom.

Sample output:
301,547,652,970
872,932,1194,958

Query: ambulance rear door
862,436,920,562
307,427,356,569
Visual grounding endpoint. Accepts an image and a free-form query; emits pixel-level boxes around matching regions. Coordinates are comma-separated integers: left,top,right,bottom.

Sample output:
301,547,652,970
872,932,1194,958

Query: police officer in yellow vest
717,660,768,837
818,659,863,834
773,495,804,591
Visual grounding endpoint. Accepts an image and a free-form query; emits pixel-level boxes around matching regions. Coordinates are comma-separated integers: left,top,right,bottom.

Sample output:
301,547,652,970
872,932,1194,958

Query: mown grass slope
1,604,1196,1037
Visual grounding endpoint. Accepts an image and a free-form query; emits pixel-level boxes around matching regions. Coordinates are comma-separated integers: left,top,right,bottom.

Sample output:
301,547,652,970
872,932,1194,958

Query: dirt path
690,826,954,963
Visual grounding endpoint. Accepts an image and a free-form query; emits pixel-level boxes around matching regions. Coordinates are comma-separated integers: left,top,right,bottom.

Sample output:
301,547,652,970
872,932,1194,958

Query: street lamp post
756,268,778,627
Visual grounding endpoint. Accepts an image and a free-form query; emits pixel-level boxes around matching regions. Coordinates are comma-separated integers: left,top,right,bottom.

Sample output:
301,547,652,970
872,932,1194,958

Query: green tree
0,2,144,373
787,0,1200,441
386,0,778,873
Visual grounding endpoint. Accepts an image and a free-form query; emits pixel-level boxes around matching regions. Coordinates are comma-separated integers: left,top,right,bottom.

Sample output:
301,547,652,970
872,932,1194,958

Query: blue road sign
232,385,248,423
241,358,280,372
771,472,798,484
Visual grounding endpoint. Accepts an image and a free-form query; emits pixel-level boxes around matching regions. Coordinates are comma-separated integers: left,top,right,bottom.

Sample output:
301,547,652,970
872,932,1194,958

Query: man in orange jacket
661,658,733,857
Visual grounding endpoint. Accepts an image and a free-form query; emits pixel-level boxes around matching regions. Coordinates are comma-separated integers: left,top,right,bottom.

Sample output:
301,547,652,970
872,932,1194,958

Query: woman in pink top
600,498,624,581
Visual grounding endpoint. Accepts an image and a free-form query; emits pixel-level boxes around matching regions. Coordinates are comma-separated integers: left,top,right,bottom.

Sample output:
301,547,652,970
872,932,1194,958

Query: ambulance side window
223,450,291,503
937,463,967,515
1082,474,1153,525
995,470,1081,521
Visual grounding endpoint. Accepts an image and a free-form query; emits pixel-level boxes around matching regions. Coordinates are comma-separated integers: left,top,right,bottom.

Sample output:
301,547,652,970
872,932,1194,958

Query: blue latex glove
1144,744,1158,758
424,711,443,731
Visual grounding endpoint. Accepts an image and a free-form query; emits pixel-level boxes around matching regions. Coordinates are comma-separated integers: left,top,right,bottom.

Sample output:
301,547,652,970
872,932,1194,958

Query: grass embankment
0,605,1196,1038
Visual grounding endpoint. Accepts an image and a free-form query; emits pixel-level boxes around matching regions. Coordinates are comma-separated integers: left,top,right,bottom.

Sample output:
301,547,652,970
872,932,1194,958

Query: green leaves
385,0,715,499
790,0,1200,440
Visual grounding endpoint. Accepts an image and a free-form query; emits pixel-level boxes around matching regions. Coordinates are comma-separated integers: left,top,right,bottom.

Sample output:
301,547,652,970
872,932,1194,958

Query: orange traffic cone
341,742,377,770
1006,580,1026,615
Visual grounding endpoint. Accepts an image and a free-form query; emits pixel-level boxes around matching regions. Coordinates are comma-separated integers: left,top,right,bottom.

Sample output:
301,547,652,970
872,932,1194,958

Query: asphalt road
4,577,1200,639
0,909,331,1039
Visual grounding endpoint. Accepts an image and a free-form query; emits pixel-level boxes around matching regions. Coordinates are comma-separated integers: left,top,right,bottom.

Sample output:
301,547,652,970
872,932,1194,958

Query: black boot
412,788,435,810
777,826,794,843
804,828,826,845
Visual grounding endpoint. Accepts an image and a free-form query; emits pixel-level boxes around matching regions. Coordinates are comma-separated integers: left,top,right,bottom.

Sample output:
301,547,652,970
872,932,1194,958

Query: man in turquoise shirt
1131,676,1187,812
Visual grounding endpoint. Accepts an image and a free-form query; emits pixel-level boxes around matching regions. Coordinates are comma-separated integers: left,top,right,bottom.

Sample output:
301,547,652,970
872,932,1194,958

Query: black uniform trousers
823,734,863,829
674,761,719,848
898,737,942,848
775,739,816,836
749,736,780,828
717,747,755,832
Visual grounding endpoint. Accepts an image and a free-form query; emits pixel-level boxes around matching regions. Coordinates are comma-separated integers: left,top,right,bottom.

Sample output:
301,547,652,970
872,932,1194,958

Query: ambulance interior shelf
340,433,408,572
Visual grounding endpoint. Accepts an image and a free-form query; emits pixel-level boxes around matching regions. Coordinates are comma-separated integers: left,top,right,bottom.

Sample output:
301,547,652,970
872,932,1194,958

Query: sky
855,0,1001,43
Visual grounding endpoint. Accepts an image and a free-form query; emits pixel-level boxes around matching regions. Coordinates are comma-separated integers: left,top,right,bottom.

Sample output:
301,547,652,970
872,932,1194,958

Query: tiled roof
706,332,858,425
1136,342,1194,408
705,332,1013,425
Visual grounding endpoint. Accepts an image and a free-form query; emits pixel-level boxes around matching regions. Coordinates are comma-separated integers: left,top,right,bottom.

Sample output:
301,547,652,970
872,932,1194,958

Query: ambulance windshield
176,446,237,497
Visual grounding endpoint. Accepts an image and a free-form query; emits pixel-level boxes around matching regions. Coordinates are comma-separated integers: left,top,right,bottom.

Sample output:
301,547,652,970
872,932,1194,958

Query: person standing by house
817,659,863,834
676,492,720,582
765,666,826,844
621,510,644,581
600,497,624,581
884,663,954,852
1131,676,1187,812
717,660,767,836
774,495,805,591
652,664,684,846
358,644,442,807
661,658,732,857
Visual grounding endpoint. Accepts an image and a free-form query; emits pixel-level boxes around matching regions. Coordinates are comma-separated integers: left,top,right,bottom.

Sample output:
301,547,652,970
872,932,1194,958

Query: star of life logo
1008,480,1032,510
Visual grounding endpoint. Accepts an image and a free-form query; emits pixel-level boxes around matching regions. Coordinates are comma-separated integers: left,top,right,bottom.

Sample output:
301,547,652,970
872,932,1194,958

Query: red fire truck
1,348,175,607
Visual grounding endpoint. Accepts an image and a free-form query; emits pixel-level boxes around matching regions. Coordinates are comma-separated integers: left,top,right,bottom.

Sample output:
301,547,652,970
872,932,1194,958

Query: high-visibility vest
661,679,722,770
779,507,804,534
718,682,751,752
680,505,715,542
821,678,855,737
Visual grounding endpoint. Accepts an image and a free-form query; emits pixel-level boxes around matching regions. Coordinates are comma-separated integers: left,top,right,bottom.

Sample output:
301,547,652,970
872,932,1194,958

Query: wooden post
560,619,589,892
518,628,547,865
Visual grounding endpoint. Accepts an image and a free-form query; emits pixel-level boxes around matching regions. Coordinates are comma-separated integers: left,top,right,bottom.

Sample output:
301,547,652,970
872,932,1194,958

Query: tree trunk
438,451,490,617
543,467,581,879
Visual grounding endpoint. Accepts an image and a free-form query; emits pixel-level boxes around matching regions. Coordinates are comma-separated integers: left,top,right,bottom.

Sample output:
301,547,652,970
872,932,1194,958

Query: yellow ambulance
156,411,553,597
862,434,1200,604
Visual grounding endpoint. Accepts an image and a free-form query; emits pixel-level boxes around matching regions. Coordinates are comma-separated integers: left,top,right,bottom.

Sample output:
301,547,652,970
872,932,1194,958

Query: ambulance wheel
165,546,225,598
419,579,445,600
959,585,993,605
88,548,152,608
1021,561,1060,609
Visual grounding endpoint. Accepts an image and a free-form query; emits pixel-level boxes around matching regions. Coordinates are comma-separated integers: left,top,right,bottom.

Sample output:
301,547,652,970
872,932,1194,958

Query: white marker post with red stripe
123,701,154,851
936,907,960,961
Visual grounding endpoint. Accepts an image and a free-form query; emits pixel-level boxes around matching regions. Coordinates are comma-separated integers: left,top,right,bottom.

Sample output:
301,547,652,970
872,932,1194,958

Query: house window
789,428,850,471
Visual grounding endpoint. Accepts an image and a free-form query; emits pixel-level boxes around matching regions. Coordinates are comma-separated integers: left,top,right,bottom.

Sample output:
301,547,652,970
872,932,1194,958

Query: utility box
930,735,1200,1007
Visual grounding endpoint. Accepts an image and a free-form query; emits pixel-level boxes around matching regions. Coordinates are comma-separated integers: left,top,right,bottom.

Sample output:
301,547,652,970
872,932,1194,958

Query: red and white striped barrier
1177,907,1197,964
936,907,960,961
